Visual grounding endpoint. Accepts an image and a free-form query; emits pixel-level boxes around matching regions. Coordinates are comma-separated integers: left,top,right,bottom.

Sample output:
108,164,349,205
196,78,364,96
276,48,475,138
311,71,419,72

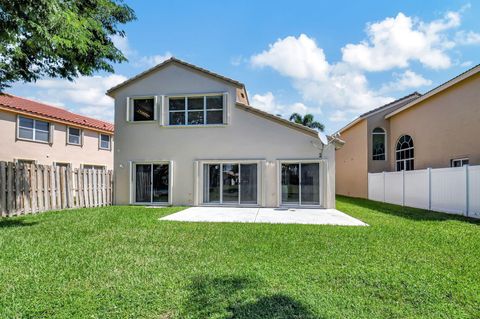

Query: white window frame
99,133,111,150
451,158,469,167
81,164,106,170
130,160,173,206
126,96,158,123
15,158,38,166
67,126,82,146
395,135,414,171
372,127,386,161
17,115,51,144
198,159,264,207
277,159,326,208
166,92,227,127
54,162,71,169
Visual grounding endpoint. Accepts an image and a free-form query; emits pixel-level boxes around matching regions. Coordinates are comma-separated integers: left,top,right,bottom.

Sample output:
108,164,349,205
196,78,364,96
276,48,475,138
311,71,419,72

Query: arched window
396,135,414,171
372,127,386,160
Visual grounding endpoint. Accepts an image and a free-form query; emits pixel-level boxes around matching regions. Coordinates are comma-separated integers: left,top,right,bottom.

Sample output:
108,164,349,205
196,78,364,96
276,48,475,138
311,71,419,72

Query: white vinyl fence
368,165,480,219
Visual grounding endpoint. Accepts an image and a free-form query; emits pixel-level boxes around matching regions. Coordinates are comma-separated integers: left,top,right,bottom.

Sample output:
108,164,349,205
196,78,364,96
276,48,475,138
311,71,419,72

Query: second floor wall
0,110,114,169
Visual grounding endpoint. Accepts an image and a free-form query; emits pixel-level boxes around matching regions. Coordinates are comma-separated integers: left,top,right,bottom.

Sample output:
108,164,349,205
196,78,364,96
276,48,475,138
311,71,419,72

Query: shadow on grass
0,218,38,228
183,275,320,318
338,196,480,225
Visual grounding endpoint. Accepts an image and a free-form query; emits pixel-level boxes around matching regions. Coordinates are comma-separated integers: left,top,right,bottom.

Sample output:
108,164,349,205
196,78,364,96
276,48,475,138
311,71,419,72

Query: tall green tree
289,113,325,131
0,0,136,91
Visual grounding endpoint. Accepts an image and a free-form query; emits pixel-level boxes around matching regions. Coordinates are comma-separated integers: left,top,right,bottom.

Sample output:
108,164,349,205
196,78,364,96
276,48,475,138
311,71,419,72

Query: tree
289,113,325,131
0,0,136,91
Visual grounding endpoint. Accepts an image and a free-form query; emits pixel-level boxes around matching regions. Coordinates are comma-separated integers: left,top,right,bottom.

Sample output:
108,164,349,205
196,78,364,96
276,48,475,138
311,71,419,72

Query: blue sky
9,0,480,133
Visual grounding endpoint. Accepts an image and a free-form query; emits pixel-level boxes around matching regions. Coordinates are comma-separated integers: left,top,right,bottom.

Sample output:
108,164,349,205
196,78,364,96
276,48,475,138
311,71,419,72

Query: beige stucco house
107,57,341,208
0,94,114,169
336,64,480,198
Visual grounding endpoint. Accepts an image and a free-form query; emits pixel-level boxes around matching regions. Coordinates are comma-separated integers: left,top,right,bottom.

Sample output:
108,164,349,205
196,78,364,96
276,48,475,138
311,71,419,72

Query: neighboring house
107,57,341,208
0,94,114,169
336,64,480,198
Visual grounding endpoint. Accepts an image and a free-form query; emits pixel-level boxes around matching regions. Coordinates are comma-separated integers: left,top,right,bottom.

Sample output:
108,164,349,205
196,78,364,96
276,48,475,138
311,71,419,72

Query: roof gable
106,57,245,97
385,64,480,119
335,92,421,134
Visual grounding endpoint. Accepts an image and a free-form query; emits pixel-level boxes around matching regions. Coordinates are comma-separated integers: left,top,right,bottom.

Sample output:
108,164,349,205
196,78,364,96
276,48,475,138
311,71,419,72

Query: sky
8,0,480,134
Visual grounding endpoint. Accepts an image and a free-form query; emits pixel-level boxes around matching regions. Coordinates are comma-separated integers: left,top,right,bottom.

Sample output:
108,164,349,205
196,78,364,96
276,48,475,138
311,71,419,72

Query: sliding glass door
203,163,258,205
281,162,320,206
135,163,169,204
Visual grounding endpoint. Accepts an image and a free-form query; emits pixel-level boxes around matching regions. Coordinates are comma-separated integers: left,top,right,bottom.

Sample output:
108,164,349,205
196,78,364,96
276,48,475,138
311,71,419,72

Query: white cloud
329,110,348,123
341,10,463,71
251,34,329,81
111,35,173,68
455,30,480,45
111,35,134,57
380,70,432,93
134,52,173,68
250,35,393,117
251,92,309,117
22,74,127,121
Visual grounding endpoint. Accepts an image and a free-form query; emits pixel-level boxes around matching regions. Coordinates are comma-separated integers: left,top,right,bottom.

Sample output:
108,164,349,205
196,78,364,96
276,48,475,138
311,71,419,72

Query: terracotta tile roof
0,94,114,133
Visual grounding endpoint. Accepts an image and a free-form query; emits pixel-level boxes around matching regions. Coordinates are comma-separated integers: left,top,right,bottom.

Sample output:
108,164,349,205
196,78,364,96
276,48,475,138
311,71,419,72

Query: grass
0,196,479,318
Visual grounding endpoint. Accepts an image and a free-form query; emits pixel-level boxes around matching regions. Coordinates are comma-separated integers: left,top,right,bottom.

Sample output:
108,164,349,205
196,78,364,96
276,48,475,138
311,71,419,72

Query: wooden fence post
0,162,5,216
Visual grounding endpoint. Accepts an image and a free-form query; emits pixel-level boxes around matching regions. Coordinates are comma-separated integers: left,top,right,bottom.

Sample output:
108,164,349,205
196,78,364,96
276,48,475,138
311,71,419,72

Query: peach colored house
0,94,114,169
336,64,480,198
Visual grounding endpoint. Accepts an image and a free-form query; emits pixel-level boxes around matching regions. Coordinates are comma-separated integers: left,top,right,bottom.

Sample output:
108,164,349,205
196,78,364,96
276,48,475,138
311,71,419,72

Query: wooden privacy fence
0,162,113,217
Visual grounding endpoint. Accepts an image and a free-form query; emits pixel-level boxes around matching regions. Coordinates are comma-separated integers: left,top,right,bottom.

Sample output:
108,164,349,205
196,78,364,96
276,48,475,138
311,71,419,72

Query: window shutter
153,95,159,121
223,92,229,124
159,95,165,126
49,123,54,144
126,97,131,122
81,129,84,146
165,96,170,126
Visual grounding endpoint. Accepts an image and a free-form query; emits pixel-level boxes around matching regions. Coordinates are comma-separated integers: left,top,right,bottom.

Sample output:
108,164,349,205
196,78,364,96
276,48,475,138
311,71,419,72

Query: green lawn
0,196,479,318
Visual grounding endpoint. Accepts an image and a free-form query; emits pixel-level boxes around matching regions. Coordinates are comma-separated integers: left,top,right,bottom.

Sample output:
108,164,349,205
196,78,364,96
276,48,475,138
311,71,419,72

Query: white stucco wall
112,63,335,207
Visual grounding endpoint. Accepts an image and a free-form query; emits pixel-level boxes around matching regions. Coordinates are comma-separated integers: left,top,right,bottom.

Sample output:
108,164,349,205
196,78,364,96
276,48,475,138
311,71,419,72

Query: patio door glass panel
240,164,257,204
203,164,221,203
281,164,300,204
135,164,152,203
282,162,321,206
135,163,169,203
300,163,320,205
152,164,169,203
222,164,239,203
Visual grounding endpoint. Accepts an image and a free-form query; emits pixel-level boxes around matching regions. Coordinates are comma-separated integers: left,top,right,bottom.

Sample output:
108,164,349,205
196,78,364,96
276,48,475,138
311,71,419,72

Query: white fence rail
368,165,480,219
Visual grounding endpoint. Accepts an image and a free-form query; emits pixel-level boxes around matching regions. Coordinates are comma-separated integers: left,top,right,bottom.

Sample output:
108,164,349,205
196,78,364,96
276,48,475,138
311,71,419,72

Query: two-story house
107,57,341,208
0,94,114,169
335,64,480,198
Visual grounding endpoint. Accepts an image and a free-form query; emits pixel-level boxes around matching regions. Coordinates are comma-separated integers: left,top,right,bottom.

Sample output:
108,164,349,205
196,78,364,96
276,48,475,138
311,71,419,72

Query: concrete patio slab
160,207,367,226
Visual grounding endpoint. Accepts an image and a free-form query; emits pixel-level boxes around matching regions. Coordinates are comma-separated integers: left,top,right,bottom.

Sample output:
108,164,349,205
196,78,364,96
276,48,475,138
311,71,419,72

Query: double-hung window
99,134,111,150
18,116,50,143
67,127,81,145
168,94,224,126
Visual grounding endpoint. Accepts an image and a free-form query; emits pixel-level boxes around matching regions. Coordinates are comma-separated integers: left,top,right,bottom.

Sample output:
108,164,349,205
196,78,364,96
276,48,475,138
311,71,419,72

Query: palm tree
289,113,325,131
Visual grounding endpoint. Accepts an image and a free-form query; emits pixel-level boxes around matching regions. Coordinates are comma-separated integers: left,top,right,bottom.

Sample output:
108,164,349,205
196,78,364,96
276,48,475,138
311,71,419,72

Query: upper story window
396,135,414,171
168,94,224,126
372,127,386,161
133,98,155,121
67,127,82,145
18,116,50,143
99,134,111,150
